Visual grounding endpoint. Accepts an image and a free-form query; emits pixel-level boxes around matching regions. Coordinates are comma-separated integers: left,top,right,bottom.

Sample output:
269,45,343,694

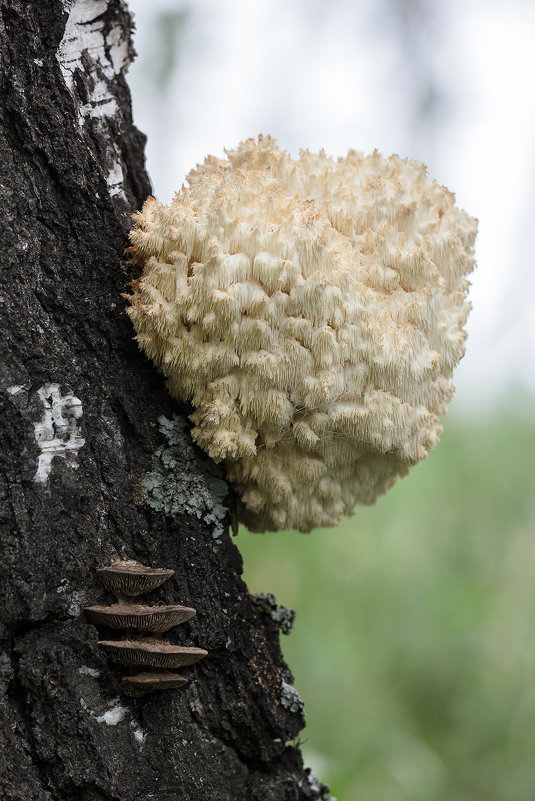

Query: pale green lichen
252,592,296,635
280,679,304,715
142,415,228,541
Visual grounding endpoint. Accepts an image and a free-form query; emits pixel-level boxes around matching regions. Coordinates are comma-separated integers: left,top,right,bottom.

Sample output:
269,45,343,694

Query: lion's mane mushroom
127,135,477,532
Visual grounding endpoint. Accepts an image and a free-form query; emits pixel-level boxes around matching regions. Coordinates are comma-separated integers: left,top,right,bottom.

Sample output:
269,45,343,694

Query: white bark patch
67,589,87,617
133,727,146,745
107,144,127,198
79,666,101,678
96,705,129,726
80,695,141,732
57,0,111,94
33,383,85,484
56,0,131,199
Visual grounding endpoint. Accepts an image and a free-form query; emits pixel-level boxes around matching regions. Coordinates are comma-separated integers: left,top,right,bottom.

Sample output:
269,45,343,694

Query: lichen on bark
142,415,228,541
252,592,296,635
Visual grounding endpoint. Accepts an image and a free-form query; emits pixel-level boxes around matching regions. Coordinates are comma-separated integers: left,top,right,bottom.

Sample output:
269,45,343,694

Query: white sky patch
96,705,129,726
7,385,26,396
33,383,85,484
56,0,130,199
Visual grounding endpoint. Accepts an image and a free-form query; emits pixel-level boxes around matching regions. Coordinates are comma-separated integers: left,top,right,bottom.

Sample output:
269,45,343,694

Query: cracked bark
0,1,331,799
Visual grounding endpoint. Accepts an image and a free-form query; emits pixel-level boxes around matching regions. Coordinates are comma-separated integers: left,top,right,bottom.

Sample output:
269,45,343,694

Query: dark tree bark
0,2,331,799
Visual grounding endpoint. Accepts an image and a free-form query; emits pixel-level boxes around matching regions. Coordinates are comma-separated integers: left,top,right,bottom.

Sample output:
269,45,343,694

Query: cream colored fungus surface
127,136,477,532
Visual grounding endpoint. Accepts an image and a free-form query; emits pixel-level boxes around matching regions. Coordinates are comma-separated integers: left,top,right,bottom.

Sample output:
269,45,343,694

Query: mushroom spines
127,136,476,532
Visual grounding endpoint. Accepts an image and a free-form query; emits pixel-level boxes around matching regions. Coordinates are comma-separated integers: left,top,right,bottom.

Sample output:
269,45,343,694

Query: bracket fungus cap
98,640,208,668
127,135,477,532
96,559,175,598
84,603,196,633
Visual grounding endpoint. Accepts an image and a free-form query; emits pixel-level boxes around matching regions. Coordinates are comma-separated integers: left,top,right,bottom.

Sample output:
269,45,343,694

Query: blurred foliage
134,6,190,93
237,399,535,801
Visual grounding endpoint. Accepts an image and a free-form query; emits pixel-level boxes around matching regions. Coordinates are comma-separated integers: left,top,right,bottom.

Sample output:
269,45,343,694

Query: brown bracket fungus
127,136,477,532
98,641,208,668
96,557,175,598
84,603,196,633
84,558,207,696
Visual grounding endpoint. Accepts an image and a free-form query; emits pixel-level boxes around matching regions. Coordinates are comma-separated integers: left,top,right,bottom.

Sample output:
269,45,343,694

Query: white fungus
127,136,477,532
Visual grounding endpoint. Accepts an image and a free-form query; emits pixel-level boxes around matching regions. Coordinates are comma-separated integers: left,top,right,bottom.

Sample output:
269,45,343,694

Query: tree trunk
0,2,330,799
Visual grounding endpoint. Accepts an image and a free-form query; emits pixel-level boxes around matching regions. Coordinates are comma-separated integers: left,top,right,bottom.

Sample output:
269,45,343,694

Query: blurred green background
237,398,535,801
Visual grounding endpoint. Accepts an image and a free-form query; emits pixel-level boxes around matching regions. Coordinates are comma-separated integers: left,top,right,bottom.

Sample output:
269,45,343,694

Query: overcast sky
127,0,535,410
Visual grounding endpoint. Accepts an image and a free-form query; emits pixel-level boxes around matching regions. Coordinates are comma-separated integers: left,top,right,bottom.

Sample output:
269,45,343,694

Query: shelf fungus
84,558,207,696
96,558,175,598
85,603,196,633
98,641,208,668
126,135,477,532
